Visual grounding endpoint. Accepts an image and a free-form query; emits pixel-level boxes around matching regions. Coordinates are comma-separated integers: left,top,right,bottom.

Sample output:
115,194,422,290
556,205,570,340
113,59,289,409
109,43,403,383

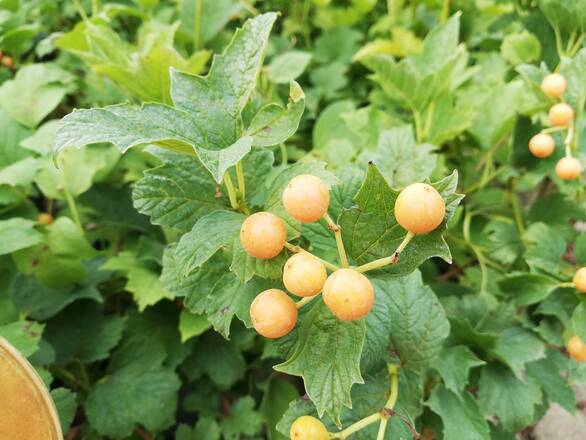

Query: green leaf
526,350,576,413
247,82,305,147
0,156,39,187
186,332,245,388
260,377,300,440
478,363,542,432
560,48,586,114
0,320,44,357
230,237,286,283
275,301,365,424
175,210,244,277
339,164,463,275
85,366,180,438
179,0,242,45
498,272,560,306
51,388,77,433
523,222,567,277
538,0,586,35
125,266,174,311
427,385,490,440
133,150,231,232
483,219,523,266
267,51,312,84
221,397,264,439
10,271,103,320
178,310,211,342
372,271,450,370
44,301,126,364
0,218,43,255
0,63,75,128
55,103,201,156
169,12,276,169
492,326,545,377
360,125,437,188
433,345,486,395
501,31,541,66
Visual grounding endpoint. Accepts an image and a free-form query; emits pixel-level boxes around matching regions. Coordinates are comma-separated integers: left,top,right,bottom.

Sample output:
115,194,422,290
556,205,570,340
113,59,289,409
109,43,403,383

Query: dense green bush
0,0,585,439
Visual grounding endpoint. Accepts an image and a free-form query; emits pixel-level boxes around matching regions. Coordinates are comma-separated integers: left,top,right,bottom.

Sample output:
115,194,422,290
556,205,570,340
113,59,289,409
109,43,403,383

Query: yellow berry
282,175,330,223
568,336,586,362
250,289,297,339
394,183,445,234
555,157,583,180
283,253,327,297
323,269,374,321
573,267,586,293
36,213,54,225
290,416,329,440
541,73,567,98
528,133,555,158
548,103,574,126
240,212,286,259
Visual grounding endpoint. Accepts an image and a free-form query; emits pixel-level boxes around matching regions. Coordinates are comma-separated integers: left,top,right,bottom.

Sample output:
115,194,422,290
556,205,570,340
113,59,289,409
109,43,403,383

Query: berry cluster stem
324,213,349,268
296,294,318,309
564,120,576,157
331,413,382,439
284,242,339,272
355,231,415,273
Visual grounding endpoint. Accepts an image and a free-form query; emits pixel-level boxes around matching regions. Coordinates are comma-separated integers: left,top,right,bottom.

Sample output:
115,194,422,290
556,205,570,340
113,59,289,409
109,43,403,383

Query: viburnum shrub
2,1,586,439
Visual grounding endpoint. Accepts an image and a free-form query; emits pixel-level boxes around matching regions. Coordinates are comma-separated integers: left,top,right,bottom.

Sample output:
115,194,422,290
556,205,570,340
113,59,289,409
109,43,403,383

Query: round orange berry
250,289,297,339
394,183,445,234
548,103,574,126
240,212,286,259
573,267,586,293
567,336,586,362
283,253,327,297
323,269,374,321
37,213,54,226
528,133,555,158
282,175,330,223
541,73,567,98
290,416,329,440
555,157,583,180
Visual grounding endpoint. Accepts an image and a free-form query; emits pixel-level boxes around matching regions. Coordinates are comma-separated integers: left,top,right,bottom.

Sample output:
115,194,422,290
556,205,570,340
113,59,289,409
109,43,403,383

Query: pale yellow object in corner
0,337,63,440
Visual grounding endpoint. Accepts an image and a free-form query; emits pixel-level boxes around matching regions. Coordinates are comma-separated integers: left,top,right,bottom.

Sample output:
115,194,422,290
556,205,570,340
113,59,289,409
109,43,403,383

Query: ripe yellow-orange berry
282,174,330,223
548,103,574,126
283,253,327,297
240,212,286,259
528,133,555,158
37,213,54,225
323,269,374,321
394,183,445,234
555,157,583,180
573,267,586,293
567,336,586,362
541,73,567,98
1,56,13,68
290,416,329,440
250,289,297,339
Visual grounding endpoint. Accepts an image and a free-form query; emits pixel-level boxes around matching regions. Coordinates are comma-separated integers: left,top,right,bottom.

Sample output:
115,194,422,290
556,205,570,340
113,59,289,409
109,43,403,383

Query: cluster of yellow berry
239,174,446,340
568,268,586,362
528,73,583,180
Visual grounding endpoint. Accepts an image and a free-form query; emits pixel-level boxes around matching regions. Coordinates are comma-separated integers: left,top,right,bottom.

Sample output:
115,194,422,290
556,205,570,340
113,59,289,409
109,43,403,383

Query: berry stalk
284,242,339,272
355,231,415,273
223,173,239,210
324,213,349,268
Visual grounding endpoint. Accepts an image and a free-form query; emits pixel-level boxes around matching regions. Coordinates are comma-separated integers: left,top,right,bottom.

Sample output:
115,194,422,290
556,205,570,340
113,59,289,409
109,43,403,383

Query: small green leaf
501,31,541,66
572,301,586,342
275,301,365,424
266,51,312,84
478,363,542,432
433,345,486,395
492,326,545,377
427,385,490,440
498,272,560,306
0,320,44,357
221,397,264,439
0,218,43,255
51,388,77,433
178,310,211,342
174,210,244,277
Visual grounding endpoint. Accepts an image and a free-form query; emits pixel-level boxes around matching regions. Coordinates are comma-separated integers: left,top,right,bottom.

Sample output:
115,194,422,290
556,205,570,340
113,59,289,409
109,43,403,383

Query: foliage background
0,0,585,439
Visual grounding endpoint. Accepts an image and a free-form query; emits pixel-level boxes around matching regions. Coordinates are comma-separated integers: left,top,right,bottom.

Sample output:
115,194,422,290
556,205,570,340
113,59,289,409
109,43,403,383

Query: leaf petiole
324,213,349,268
236,161,247,203
223,173,240,210
355,231,415,273
330,412,382,439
